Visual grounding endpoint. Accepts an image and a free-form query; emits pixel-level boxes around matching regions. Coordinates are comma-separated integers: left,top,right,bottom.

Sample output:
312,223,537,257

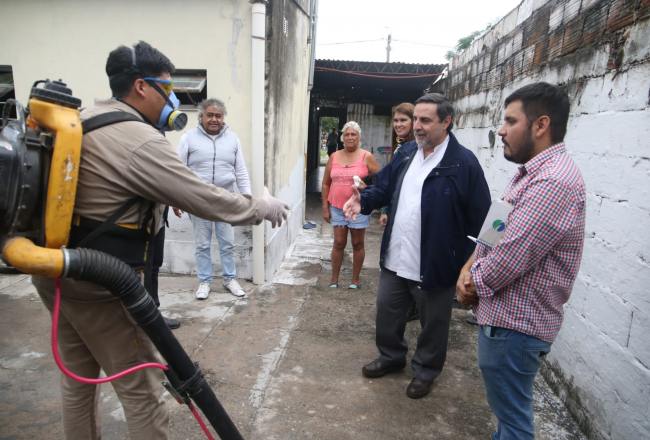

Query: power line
317,38,453,49
318,38,384,46
314,66,443,80
392,39,453,48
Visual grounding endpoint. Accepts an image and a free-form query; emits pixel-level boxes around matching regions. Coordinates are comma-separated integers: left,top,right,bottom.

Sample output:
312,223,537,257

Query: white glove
258,187,289,228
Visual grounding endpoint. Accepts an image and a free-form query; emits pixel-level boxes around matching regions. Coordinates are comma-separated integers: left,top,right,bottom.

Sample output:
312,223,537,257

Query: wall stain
540,360,605,440
229,18,244,91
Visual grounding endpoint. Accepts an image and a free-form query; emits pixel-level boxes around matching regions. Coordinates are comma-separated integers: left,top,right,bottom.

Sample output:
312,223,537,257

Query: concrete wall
447,1,650,439
264,0,313,281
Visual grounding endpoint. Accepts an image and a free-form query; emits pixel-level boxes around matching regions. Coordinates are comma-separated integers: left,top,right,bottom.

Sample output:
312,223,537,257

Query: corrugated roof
316,59,445,74
312,59,446,105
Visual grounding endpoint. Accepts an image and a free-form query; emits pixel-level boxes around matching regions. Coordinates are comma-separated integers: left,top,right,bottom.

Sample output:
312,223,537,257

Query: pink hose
189,400,217,440
51,278,215,439
51,278,168,383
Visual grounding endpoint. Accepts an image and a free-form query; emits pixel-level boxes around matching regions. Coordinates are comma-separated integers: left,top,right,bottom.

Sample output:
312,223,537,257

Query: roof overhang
312,59,446,106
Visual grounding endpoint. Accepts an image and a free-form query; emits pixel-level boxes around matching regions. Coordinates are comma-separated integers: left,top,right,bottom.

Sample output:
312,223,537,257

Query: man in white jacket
175,98,251,299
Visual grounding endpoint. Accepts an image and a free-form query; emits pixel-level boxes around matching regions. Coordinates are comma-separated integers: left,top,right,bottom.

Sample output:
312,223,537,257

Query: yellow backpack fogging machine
0,80,242,440
1,80,81,274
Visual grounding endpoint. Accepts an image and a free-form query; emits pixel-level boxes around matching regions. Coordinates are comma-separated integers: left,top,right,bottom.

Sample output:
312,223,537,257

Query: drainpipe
304,0,318,225
307,0,318,92
251,0,267,284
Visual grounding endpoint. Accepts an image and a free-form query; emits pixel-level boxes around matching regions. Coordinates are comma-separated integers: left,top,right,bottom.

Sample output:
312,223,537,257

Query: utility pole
386,33,392,62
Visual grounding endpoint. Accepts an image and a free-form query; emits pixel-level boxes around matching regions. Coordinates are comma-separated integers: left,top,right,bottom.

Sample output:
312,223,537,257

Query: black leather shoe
406,378,433,399
362,359,405,378
164,316,181,330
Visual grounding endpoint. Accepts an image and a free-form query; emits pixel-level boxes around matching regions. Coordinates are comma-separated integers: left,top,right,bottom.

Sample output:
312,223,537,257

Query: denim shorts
330,206,369,229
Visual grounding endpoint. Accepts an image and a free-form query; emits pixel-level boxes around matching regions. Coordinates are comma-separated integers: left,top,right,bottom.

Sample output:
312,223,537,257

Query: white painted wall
450,6,650,440
163,215,254,281
266,156,308,281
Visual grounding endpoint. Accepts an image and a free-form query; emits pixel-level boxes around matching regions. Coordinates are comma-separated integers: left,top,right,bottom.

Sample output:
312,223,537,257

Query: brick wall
447,1,650,439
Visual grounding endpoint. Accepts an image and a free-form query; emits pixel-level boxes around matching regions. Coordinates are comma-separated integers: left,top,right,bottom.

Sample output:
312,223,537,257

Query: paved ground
0,197,586,440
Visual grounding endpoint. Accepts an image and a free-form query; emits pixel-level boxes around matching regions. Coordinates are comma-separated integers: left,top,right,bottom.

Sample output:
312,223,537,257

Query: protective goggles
143,77,174,96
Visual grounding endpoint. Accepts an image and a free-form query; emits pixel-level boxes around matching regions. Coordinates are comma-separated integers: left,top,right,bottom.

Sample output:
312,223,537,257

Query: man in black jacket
344,93,491,399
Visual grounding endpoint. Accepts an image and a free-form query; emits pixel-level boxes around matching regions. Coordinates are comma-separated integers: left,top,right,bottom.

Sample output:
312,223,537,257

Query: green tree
455,30,482,51
320,116,338,133
446,26,489,60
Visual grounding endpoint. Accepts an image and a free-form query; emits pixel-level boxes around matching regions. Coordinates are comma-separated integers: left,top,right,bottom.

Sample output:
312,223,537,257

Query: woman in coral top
322,121,380,289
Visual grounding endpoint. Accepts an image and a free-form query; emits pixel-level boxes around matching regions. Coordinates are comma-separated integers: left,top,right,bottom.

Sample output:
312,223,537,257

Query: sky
316,0,522,64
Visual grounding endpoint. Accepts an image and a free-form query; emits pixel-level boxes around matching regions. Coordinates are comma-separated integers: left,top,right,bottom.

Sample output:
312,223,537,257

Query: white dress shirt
384,135,449,282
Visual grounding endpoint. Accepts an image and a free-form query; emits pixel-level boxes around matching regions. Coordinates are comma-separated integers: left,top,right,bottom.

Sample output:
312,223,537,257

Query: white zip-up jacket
177,124,251,195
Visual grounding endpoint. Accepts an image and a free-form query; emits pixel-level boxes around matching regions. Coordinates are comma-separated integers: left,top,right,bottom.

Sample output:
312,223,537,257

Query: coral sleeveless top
328,149,370,209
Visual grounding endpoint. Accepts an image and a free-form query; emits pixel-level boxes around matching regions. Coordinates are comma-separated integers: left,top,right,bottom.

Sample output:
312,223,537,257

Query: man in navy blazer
344,93,491,398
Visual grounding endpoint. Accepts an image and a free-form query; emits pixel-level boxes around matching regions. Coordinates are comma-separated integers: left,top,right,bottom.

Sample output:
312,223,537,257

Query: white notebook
473,200,514,248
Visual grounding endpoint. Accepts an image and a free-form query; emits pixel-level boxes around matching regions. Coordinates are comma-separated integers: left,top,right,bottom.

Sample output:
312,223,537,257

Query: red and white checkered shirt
471,143,586,342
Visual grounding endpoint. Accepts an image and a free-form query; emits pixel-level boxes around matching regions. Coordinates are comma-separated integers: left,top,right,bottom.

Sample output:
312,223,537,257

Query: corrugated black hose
64,247,244,440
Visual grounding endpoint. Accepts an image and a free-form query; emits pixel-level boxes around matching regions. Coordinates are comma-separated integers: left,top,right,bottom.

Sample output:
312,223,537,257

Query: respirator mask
143,77,187,132
159,91,186,132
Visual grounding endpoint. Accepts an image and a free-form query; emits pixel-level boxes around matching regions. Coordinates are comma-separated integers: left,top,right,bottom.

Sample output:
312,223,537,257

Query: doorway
319,116,340,165
306,105,346,193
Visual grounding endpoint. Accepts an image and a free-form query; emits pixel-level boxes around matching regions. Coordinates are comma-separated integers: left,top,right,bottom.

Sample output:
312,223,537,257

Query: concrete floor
0,193,586,439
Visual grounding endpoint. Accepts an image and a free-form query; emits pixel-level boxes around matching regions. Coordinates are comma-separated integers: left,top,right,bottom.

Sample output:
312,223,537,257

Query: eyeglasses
143,77,174,96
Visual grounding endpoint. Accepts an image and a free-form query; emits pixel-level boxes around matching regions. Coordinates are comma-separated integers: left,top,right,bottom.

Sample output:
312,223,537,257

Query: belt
72,214,140,230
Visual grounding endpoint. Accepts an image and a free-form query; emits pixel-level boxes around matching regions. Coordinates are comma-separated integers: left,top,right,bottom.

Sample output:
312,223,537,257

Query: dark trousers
144,226,165,307
375,269,455,381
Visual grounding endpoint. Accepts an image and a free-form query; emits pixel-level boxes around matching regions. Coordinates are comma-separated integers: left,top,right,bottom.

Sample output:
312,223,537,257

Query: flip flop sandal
328,282,339,288
348,283,361,289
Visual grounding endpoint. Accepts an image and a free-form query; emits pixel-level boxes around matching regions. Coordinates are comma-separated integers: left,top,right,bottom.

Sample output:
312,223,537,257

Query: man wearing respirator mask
30,40,288,440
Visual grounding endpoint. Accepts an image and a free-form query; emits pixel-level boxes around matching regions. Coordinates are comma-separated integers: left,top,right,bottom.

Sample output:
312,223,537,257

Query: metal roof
312,59,446,105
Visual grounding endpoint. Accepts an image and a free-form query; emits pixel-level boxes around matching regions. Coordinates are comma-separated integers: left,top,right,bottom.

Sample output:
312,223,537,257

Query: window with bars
173,69,207,109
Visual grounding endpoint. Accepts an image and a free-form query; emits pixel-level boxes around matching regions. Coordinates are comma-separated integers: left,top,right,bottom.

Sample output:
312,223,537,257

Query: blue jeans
190,215,236,283
478,326,551,440
329,206,369,229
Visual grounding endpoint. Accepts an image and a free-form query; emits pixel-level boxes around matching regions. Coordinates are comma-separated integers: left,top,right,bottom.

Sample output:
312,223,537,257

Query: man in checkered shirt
456,82,586,440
